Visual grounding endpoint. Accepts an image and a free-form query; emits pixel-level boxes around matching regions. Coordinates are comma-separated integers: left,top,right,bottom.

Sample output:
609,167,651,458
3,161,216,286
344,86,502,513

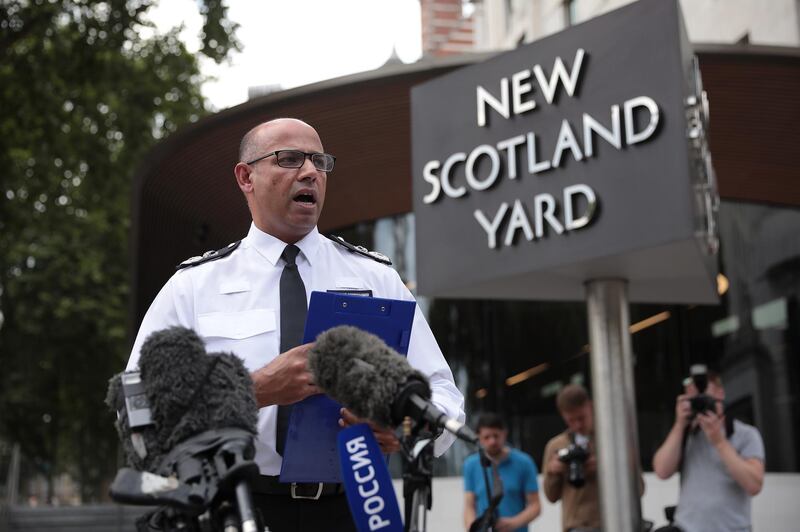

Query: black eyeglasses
246,150,336,172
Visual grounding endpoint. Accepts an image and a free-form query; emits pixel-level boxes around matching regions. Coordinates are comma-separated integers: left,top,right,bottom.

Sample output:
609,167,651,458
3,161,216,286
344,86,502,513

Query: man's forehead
566,401,589,411
257,119,322,149
563,405,589,417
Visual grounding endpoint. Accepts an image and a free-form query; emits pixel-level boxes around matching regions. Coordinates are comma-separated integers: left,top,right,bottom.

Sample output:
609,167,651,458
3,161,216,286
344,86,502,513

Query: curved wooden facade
130,46,800,328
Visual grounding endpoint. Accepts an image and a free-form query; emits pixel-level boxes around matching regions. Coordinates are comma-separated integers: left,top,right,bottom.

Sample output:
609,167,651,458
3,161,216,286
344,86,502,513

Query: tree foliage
0,0,239,502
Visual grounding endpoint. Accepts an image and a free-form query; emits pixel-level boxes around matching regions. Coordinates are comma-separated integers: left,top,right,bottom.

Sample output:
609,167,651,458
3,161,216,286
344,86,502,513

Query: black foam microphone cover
308,325,431,427
106,326,258,472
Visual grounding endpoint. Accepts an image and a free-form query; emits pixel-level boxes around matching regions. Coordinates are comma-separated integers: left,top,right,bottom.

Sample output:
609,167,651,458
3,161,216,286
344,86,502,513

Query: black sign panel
411,0,718,303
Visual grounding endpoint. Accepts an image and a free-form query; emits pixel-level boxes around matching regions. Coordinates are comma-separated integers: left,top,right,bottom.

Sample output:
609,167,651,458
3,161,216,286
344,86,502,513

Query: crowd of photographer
463,367,765,532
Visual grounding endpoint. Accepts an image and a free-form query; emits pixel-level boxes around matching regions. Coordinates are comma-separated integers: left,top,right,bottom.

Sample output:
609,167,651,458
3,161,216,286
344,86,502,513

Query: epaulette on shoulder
176,241,241,270
326,234,392,265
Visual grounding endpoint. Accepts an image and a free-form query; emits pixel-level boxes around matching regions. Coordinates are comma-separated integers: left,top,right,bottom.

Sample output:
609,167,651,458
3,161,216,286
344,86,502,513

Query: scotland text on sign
419,48,661,250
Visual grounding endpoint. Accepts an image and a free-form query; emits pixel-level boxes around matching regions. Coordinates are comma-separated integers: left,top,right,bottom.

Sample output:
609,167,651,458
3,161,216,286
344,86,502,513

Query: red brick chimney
421,0,475,57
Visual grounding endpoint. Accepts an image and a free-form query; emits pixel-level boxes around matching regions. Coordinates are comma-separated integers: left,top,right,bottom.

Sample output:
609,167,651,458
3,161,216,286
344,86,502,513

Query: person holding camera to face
542,384,601,532
652,365,765,532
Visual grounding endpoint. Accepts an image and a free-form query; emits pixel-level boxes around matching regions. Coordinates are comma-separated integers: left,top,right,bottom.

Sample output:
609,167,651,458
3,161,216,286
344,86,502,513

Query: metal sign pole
586,279,642,532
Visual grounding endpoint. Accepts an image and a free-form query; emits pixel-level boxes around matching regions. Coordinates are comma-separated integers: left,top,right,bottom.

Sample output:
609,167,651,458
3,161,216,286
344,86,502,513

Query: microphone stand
468,448,504,532
400,418,434,532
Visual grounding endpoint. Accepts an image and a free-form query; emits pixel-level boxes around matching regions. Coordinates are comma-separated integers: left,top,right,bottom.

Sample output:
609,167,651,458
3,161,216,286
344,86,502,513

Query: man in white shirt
127,118,465,531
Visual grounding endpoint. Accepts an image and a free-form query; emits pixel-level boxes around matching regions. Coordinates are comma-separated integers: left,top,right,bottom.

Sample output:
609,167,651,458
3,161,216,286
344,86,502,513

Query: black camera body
557,443,590,488
688,364,718,417
689,393,717,416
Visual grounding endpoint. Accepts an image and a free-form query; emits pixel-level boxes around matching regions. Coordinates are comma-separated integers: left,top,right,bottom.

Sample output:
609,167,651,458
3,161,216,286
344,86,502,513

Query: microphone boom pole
400,418,434,532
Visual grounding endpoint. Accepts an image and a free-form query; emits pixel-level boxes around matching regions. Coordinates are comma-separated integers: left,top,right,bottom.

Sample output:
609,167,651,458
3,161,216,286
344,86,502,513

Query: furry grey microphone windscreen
105,326,258,472
308,325,431,427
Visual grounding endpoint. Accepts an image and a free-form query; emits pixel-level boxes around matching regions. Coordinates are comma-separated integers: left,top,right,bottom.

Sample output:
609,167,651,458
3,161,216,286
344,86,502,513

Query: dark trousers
252,492,357,532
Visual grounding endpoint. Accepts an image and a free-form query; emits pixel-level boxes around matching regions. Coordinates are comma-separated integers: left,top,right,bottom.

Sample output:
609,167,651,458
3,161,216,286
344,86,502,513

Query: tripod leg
406,488,430,532
415,488,429,532
222,512,240,532
407,490,420,532
234,480,259,532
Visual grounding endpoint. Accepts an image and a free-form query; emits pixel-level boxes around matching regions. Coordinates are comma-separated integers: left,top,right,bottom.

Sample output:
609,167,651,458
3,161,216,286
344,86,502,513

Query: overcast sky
148,0,423,110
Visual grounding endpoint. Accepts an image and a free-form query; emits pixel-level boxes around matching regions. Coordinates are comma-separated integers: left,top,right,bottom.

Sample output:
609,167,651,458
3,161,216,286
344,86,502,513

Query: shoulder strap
176,240,241,270
725,414,735,438
325,234,392,265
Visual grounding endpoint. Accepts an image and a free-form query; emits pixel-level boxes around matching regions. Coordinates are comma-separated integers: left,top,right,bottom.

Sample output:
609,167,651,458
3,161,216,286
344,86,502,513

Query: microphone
106,326,260,529
308,325,477,445
106,326,259,470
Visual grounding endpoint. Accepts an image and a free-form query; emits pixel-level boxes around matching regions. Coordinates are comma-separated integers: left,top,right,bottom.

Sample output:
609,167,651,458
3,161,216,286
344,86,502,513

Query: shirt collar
245,223,321,266
483,446,512,466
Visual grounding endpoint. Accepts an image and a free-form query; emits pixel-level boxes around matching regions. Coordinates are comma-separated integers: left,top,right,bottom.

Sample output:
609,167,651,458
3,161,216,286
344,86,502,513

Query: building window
564,0,577,27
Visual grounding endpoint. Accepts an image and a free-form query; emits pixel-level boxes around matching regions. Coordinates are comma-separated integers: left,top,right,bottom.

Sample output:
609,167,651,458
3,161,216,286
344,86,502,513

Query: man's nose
298,155,321,179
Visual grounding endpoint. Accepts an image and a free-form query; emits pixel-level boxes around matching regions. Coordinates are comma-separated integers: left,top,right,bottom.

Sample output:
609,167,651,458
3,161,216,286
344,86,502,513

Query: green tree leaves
0,0,239,502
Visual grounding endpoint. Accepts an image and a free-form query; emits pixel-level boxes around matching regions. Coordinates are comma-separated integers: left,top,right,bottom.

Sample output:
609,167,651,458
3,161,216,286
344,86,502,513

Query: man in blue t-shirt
463,413,541,532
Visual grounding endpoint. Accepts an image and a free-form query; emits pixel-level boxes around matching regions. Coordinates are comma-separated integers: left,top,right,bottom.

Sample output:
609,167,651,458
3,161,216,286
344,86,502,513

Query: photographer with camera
652,366,764,532
542,384,600,532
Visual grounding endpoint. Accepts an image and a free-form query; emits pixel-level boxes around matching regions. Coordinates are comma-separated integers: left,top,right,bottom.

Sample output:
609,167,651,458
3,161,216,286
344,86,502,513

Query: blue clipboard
279,291,416,483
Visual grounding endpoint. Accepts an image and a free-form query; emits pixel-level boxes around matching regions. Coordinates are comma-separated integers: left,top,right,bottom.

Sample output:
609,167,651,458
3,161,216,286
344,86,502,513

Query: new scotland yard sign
411,0,719,304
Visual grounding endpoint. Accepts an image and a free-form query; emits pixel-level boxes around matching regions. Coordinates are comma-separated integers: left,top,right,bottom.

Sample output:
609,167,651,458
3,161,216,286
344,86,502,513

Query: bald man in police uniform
127,118,465,531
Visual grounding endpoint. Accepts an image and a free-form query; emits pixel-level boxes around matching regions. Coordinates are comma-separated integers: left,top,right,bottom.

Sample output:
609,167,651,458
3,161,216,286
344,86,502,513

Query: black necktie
275,244,307,456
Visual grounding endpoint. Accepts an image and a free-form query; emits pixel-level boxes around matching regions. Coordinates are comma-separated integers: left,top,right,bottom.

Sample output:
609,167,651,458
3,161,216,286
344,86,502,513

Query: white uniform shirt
127,223,466,475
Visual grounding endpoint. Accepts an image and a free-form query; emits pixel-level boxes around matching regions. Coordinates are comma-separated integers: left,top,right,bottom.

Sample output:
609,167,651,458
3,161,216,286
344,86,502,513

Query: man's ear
234,162,253,193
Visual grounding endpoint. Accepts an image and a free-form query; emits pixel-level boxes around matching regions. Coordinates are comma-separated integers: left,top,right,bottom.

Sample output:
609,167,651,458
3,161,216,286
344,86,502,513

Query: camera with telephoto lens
688,364,717,416
557,443,590,488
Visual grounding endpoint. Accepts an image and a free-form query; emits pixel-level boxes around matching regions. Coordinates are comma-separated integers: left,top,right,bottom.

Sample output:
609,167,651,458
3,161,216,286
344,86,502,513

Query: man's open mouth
293,192,316,205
